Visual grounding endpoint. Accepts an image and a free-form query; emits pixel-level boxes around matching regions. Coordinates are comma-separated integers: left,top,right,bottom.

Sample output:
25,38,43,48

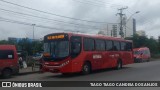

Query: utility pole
116,7,128,38
32,24,36,55
32,24,36,41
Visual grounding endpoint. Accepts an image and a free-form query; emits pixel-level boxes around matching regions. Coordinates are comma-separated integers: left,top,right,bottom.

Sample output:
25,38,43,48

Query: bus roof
45,32,132,42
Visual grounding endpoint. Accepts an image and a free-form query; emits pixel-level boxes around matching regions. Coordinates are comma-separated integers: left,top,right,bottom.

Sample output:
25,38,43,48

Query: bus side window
113,41,120,51
106,40,113,51
126,43,132,51
71,36,82,58
84,38,95,51
121,42,127,51
95,39,105,51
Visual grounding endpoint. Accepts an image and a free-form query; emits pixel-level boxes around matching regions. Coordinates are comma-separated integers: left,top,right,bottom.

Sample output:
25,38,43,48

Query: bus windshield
43,40,69,61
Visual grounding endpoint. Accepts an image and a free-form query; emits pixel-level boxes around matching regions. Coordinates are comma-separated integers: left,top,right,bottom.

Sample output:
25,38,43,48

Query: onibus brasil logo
2,82,42,87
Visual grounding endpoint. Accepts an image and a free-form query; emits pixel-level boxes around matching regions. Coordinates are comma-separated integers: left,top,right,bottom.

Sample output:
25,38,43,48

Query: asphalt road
1,59,160,90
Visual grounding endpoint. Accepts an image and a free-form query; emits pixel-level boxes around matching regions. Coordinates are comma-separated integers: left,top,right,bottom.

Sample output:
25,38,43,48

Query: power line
81,0,110,4
72,0,103,6
0,0,108,23
72,0,110,7
0,8,103,30
0,17,81,32
73,0,125,11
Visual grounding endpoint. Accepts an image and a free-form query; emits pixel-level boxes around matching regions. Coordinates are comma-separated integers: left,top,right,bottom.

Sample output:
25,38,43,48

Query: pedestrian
19,56,23,69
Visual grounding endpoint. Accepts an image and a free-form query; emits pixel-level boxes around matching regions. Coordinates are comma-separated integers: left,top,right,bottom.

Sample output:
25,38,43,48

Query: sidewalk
18,67,40,75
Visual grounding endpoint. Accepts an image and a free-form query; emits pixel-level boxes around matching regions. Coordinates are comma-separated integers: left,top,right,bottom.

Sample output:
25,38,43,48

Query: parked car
133,47,151,63
0,45,19,78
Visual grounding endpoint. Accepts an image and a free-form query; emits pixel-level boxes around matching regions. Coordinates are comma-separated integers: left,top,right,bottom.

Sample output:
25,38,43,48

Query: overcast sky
0,0,160,40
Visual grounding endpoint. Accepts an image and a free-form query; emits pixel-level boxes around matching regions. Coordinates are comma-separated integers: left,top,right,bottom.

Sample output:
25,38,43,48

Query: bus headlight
60,61,70,67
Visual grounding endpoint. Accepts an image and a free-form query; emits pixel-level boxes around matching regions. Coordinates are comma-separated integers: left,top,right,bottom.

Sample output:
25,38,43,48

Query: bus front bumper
42,65,61,73
42,64,72,73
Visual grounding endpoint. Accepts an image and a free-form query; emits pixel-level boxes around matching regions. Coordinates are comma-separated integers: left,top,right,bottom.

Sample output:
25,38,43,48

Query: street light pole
125,11,140,37
32,24,36,55
126,11,140,23
32,24,36,41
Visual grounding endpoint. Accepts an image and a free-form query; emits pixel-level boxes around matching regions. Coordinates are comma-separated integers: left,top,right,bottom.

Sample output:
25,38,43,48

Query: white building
124,18,136,37
106,23,121,37
99,18,136,38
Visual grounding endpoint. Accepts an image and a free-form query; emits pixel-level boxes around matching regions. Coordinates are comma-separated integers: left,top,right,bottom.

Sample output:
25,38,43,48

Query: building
133,19,136,34
136,30,146,36
99,18,136,38
106,23,121,37
124,18,136,37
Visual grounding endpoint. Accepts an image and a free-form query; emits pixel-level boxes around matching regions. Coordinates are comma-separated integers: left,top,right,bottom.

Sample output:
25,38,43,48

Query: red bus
42,33,133,75
133,47,151,63
0,45,19,78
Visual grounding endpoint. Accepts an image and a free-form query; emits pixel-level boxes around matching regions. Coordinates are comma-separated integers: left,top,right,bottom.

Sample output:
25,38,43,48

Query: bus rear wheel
82,62,91,75
2,69,12,78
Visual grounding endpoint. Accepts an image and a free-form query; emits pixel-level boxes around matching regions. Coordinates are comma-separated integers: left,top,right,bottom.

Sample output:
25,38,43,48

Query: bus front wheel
82,62,91,75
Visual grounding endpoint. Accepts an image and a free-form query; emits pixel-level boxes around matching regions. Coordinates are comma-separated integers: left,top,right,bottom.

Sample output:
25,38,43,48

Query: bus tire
116,60,122,70
82,62,91,75
2,68,12,78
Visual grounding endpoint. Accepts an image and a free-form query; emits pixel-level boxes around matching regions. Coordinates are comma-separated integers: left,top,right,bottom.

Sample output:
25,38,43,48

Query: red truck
133,47,151,63
0,45,19,78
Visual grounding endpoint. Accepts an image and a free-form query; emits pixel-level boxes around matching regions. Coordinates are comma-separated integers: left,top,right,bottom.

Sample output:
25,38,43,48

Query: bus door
125,42,133,64
94,39,106,69
112,41,121,67
121,42,133,64
105,40,115,68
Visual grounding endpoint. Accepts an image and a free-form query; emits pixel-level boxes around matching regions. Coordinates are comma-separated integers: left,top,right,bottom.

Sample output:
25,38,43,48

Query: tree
0,38,43,56
32,40,43,55
18,38,32,55
126,34,159,54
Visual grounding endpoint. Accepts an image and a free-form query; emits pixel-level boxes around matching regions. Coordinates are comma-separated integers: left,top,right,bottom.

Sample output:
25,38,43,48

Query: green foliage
126,34,159,54
0,38,43,55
